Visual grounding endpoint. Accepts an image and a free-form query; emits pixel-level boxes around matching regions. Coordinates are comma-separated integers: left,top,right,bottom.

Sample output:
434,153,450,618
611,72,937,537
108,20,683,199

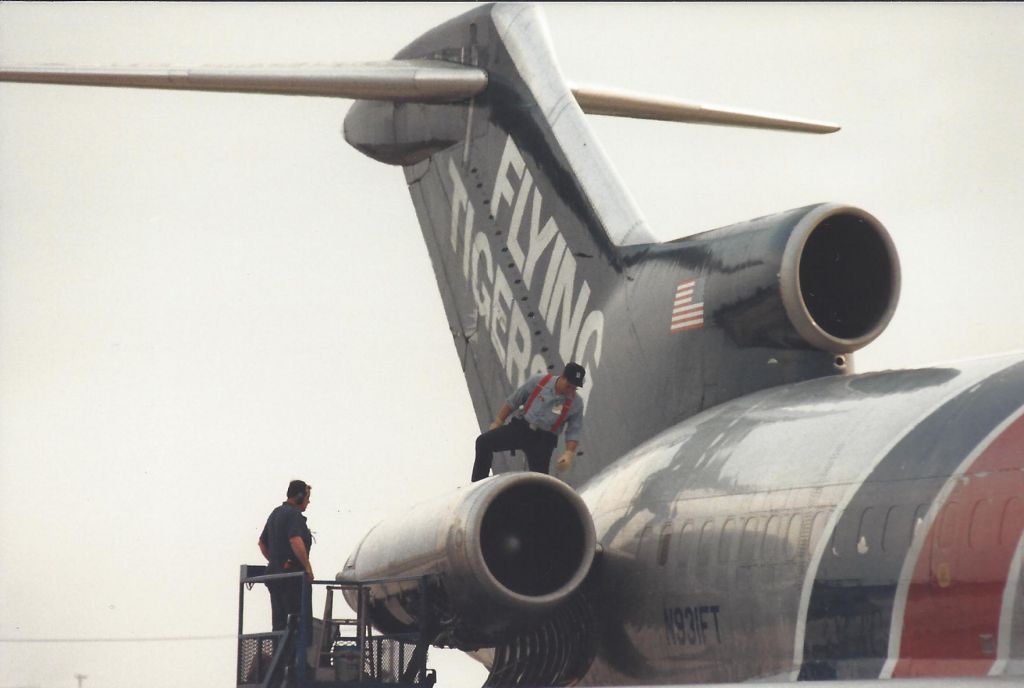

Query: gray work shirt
507,373,585,443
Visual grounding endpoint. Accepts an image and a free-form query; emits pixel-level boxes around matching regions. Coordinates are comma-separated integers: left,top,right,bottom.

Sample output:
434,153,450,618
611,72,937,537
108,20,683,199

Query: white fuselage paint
990,529,1024,676
447,135,604,391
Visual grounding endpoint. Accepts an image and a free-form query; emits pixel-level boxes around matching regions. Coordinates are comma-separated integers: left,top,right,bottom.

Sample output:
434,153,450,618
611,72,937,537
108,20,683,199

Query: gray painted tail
344,3,650,456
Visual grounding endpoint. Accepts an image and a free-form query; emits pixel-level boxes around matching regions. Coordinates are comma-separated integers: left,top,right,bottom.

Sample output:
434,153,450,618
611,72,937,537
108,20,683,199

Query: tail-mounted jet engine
339,472,596,649
701,202,900,354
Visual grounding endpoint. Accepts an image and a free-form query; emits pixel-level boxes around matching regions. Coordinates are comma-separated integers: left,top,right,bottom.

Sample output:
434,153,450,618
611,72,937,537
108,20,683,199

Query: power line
0,635,234,643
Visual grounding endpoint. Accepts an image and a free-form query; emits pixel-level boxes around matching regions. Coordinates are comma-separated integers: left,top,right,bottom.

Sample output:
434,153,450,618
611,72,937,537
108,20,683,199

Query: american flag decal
670,279,705,333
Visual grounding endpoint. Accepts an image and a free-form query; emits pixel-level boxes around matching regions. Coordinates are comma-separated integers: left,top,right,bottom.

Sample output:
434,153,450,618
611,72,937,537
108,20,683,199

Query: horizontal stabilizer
0,60,487,102
1,61,836,132
571,83,840,133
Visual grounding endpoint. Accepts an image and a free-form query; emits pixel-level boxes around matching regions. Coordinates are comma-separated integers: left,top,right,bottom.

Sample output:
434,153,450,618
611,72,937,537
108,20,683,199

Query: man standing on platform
258,479,314,633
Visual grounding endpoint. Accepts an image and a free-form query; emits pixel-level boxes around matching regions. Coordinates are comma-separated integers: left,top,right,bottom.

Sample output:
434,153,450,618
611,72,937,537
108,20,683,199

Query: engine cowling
339,472,596,647
780,203,899,352
705,202,900,354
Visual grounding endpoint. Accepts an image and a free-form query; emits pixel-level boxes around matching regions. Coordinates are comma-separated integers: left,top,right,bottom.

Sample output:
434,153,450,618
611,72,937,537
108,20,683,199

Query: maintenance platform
237,565,438,688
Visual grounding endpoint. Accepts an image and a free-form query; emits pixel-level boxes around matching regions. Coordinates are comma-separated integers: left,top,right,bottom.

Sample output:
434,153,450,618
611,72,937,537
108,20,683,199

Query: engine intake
340,472,596,647
780,204,899,352
480,481,588,597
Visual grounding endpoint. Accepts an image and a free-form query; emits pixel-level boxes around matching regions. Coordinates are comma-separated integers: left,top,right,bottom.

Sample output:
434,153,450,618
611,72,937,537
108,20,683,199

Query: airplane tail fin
343,3,655,437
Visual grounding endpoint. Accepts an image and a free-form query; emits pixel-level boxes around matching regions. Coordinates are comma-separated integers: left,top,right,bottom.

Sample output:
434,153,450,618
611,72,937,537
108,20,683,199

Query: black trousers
472,417,558,482
266,565,312,642
267,576,300,631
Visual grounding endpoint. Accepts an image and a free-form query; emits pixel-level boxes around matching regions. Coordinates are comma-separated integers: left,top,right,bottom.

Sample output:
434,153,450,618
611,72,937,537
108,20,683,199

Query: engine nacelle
706,202,900,354
339,472,596,647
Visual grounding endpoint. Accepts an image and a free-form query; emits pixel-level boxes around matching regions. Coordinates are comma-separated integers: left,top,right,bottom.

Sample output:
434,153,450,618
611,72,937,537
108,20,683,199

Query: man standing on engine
471,362,586,481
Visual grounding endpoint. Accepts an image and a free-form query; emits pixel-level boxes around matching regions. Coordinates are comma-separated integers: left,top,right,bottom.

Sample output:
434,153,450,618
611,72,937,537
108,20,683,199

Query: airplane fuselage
582,355,1024,683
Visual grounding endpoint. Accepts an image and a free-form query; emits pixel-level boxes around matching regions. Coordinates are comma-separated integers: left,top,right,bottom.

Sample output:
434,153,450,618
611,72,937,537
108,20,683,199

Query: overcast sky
2,3,1023,688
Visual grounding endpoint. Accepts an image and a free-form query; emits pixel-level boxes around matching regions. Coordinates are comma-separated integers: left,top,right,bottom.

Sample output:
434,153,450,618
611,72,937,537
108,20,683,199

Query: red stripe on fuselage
892,412,1024,677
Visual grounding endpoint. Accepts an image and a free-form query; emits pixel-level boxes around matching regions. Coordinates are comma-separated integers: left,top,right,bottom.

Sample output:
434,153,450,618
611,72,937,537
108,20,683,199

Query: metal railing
237,565,437,688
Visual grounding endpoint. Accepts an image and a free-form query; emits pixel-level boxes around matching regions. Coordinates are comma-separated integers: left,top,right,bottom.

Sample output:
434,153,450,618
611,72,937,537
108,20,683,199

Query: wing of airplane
3,3,1021,687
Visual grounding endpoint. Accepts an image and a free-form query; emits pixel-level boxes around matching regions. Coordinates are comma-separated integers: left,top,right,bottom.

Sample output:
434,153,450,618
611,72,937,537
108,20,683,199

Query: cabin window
1000,497,1024,545
677,521,694,569
826,510,845,558
968,499,994,550
762,515,783,563
739,517,760,564
856,507,874,556
657,523,673,566
881,505,901,552
697,520,715,567
809,511,828,555
719,518,738,563
636,524,651,558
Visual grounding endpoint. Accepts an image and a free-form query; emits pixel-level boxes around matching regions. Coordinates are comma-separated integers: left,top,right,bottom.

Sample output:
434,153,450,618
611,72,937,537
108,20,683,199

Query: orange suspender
552,394,574,433
522,374,551,415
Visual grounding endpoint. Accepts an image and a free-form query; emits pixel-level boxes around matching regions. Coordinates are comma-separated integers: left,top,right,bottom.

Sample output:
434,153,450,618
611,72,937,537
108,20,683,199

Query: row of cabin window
650,496,1024,567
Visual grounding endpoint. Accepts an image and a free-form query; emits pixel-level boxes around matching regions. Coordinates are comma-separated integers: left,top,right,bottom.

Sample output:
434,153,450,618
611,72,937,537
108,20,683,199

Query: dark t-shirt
260,502,312,571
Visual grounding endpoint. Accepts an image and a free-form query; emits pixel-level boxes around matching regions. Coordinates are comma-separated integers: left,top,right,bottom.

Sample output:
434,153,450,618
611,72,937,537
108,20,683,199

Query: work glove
555,450,574,472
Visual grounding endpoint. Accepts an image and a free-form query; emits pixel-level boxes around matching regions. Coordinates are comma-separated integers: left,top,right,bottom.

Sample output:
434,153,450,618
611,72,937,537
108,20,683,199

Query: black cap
563,362,586,387
287,480,311,500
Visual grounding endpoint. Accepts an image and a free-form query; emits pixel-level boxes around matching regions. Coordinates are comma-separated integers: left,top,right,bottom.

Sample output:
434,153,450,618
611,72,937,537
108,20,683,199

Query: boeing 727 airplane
2,3,1021,687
